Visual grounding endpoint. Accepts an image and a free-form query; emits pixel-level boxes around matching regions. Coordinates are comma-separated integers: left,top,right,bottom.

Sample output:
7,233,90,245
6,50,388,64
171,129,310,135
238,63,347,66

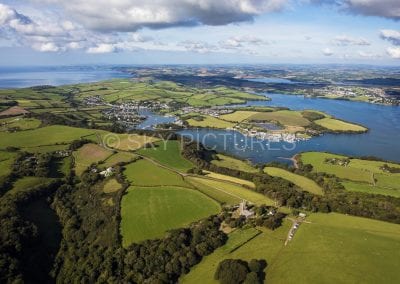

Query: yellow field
219,111,259,122
264,167,324,195
186,115,235,129
314,118,367,132
103,133,159,151
203,171,255,188
189,176,274,206
211,154,258,173
248,110,310,127
73,143,113,175
103,178,122,193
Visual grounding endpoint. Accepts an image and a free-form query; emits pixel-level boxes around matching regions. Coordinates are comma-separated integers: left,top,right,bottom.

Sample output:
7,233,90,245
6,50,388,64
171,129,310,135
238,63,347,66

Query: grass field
186,115,236,129
0,125,106,149
188,177,274,206
103,133,159,151
101,152,137,168
342,181,400,198
300,152,400,194
73,143,113,176
103,178,122,193
182,222,290,283
120,186,220,246
314,117,367,132
0,117,41,131
211,154,258,173
267,213,400,283
248,110,310,127
219,111,259,122
123,159,189,187
137,140,194,172
0,151,18,178
264,167,324,195
10,177,51,195
186,177,241,205
203,171,255,188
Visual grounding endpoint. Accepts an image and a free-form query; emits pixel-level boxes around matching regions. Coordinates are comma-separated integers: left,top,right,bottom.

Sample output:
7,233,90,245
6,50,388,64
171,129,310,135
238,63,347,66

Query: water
180,93,400,164
135,109,177,130
0,66,131,88
246,77,297,84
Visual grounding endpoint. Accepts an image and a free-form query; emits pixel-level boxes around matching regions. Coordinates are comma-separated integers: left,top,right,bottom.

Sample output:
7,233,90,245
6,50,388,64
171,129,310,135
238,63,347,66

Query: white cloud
178,40,218,53
332,35,370,46
357,51,381,58
322,47,334,56
87,43,117,54
220,35,270,49
32,41,60,52
387,47,400,59
30,0,290,32
380,29,400,46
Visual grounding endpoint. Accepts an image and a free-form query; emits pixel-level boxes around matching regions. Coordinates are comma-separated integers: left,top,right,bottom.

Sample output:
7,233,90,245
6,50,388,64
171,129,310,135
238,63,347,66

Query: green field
0,125,106,149
101,152,137,168
188,177,274,206
267,213,400,283
73,143,113,176
120,186,220,246
314,117,367,132
0,117,41,131
300,152,400,197
137,140,194,172
211,154,258,173
10,177,52,195
182,222,290,283
123,159,189,187
342,181,400,198
264,167,324,195
0,151,18,178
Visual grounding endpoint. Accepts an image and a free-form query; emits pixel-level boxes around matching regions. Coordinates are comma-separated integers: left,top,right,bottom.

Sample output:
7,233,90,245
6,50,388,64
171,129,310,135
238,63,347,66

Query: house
100,167,114,177
238,200,254,218
299,212,307,218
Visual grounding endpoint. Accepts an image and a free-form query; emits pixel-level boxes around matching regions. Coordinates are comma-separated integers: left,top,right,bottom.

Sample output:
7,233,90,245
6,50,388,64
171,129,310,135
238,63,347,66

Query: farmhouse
238,200,254,218
100,167,114,177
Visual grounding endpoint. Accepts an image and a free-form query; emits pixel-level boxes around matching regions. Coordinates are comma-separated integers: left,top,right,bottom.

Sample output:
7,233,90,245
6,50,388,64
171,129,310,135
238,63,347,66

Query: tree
214,259,249,284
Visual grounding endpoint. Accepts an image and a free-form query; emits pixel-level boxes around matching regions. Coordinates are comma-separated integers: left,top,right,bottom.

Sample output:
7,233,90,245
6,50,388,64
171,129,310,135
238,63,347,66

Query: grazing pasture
101,152,137,168
0,117,41,131
120,186,220,246
103,178,122,193
264,167,324,195
137,140,194,172
342,181,400,198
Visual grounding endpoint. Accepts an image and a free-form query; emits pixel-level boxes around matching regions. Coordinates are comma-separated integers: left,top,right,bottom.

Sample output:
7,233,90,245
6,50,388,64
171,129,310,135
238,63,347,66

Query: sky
0,0,399,66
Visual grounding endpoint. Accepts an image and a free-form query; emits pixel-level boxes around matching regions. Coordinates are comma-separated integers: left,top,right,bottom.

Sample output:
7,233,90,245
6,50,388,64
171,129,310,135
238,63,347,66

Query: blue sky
0,0,399,65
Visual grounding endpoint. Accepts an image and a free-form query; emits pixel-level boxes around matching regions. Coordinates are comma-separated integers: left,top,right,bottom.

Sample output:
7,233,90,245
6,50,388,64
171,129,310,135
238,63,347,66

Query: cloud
357,51,381,58
32,42,60,52
178,40,218,53
87,43,118,54
322,47,334,56
314,0,400,20
219,35,270,49
387,47,400,59
332,35,370,46
380,29,400,46
30,0,289,32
